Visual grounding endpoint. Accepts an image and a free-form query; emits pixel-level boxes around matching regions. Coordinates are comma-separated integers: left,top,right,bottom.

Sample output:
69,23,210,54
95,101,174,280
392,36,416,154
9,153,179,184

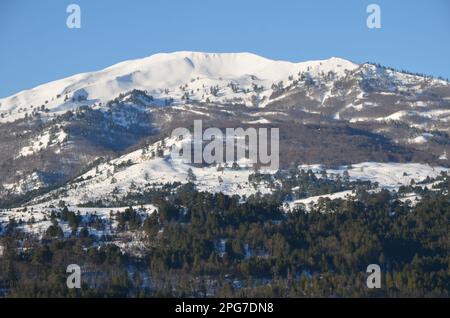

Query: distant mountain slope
0,51,358,122
1,51,450,205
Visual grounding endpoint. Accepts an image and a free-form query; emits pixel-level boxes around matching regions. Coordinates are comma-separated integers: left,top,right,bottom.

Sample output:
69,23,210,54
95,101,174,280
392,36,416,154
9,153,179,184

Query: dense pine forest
0,170,449,297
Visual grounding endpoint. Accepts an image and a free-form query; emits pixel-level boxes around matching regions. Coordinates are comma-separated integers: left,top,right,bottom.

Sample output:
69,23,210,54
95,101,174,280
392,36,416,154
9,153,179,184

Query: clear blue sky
1,0,449,98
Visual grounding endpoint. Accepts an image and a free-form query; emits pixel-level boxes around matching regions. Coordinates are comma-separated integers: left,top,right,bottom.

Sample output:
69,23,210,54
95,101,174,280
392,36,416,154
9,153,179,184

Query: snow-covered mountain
1,51,449,127
0,51,359,122
1,51,450,208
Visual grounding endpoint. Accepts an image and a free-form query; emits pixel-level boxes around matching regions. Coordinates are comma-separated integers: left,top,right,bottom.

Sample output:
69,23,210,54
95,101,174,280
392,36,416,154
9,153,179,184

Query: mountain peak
0,51,362,122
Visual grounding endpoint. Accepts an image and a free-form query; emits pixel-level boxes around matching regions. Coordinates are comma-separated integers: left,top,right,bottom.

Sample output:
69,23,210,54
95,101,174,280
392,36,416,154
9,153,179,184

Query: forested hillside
1,172,448,297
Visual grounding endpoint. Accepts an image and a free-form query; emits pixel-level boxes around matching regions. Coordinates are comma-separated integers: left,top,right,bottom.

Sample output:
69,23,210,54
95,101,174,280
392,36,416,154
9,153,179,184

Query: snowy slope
298,162,447,190
26,128,448,208
288,162,447,211
27,136,277,206
0,203,157,239
0,52,358,122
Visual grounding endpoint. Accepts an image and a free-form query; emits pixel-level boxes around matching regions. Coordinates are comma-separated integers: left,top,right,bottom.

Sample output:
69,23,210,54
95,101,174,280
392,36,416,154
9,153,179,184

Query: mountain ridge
0,51,359,120
1,51,450,205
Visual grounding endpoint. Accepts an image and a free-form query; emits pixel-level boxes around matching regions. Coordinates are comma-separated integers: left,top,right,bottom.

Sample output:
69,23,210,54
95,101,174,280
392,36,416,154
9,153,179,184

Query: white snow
3,172,47,195
0,203,157,238
0,52,359,122
22,141,448,214
371,109,450,124
16,128,67,158
245,118,271,124
298,162,447,190
289,190,354,211
286,162,448,211
2,159,448,237
408,133,433,144
27,136,277,206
